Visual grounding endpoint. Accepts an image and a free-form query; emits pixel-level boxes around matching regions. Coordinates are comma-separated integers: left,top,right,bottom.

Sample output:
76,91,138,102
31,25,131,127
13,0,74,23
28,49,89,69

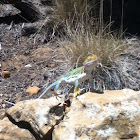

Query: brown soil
0,3,67,109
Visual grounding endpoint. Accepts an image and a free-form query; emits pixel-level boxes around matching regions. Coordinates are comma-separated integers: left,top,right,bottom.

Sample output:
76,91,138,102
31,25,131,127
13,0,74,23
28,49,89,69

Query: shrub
60,24,128,67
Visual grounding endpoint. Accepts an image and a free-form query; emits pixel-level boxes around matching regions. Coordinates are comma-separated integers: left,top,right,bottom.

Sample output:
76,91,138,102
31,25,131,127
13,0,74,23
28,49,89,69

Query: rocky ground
0,3,67,109
0,1,140,140
0,1,140,110
0,89,140,140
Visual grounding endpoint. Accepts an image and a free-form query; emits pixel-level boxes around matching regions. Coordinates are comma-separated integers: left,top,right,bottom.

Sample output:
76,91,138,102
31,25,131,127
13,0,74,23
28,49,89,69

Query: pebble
4,94,8,98
25,64,32,68
2,71,10,79
2,104,5,108
26,86,40,96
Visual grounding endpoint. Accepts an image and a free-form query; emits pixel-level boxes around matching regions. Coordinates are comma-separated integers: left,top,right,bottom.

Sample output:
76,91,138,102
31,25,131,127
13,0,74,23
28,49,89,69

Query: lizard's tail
38,81,57,99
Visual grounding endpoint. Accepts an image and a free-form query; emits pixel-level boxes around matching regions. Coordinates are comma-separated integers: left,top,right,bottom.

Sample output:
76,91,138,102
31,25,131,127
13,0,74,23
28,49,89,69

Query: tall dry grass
54,0,98,28
54,0,128,67
60,25,128,67
53,0,130,91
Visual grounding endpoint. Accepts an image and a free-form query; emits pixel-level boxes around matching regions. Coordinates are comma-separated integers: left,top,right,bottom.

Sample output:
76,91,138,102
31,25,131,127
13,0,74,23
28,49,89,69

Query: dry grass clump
54,0,98,27
54,0,132,91
54,0,128,67
61,25,129,67
57,25,130,91
62,21,134,92
55,0,88,21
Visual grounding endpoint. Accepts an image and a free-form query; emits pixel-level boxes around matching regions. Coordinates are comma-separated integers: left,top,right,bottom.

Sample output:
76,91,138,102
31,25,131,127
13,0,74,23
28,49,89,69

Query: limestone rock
1,89,140,140
2,71,10,79
0,109,5,120
6,97,64,138
0,117,35,140
26,86,40,96
53,89,140,140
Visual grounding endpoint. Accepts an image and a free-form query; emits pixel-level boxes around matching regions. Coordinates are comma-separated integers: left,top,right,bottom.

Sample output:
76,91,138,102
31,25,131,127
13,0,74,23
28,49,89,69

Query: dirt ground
0,4,68,109
0,24,67,109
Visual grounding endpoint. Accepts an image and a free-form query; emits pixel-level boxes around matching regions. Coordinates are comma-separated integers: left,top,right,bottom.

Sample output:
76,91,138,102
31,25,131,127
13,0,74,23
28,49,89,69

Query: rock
4,94,8,98
6,97,64,138
1,89,140,139
25,64,32,68
1,0,46,22
0,109,5,120
0,117,35,140
2,104,5,108
43,72,49,80
2,71,10,79
26,86,40,96
53,89,140,140
3,94,8,100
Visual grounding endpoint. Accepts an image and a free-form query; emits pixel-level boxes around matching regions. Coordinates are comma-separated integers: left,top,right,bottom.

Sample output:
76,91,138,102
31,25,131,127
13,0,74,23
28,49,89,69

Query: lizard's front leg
74,79,80,97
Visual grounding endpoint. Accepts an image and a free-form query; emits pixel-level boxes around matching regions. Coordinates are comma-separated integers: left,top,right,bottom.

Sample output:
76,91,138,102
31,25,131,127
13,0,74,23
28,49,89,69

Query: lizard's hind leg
54,82,62,99
54,83,60,95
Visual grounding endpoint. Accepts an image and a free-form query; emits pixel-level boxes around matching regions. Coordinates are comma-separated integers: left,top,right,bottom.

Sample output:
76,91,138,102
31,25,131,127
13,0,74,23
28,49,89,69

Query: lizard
38,54,98,99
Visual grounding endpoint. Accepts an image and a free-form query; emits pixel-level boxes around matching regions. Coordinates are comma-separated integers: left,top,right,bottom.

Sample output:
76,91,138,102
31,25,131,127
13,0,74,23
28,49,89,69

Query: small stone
2,104,5,108
4,94,8,98
43,72,49,80
26,86,40,96
25,64,32,68
2,71,10,79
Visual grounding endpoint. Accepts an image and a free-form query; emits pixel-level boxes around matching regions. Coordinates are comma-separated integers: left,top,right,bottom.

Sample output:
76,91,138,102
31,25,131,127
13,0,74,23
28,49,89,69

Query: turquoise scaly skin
38,66,85,99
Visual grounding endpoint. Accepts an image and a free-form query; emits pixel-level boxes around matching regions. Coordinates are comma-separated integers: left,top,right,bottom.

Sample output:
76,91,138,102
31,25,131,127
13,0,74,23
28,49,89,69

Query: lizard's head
83,54,98,70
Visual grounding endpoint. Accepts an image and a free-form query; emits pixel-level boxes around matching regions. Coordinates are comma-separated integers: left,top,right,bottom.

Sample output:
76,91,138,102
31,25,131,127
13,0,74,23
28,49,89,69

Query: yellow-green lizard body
38,55,98,98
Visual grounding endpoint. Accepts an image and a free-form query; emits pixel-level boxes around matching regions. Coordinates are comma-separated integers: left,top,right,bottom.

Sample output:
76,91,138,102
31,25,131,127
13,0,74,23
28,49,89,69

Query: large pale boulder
0,89,140,140
53,89,140,140
6,97,64,139
0,117,35,140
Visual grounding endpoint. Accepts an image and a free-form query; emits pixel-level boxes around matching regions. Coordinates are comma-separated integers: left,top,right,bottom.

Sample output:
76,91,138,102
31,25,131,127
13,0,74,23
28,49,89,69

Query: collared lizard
38,54,98,99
